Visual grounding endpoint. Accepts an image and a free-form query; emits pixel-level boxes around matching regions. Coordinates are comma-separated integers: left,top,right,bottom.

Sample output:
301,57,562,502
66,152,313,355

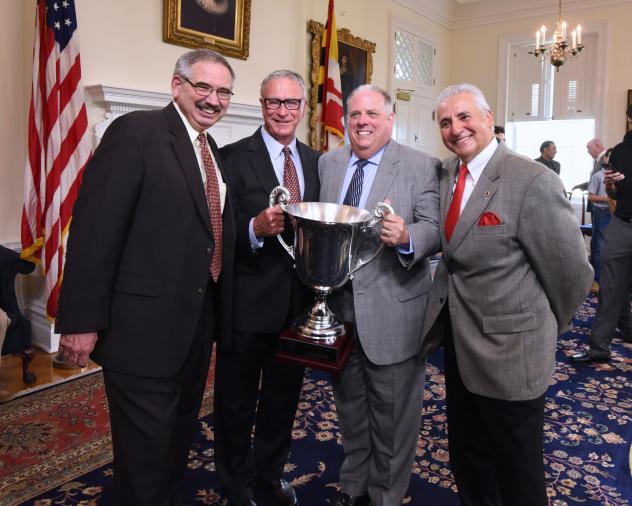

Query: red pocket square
478,212,502,226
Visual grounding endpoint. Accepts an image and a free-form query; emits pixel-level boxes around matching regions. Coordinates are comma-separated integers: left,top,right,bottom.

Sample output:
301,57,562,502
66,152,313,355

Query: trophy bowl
269,186,392,370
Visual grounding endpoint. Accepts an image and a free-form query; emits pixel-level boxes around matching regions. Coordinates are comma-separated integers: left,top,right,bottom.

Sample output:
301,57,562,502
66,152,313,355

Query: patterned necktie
343,159,369,207
197,133,222,282
282,146,301,203
444,163,469,241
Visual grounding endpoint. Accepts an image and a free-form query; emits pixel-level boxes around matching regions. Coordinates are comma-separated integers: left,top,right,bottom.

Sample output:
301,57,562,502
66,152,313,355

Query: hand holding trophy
269,185,393,371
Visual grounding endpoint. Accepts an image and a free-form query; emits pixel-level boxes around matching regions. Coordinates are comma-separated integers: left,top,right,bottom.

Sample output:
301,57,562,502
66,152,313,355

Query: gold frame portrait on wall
163,0,251,60
308,20,376,150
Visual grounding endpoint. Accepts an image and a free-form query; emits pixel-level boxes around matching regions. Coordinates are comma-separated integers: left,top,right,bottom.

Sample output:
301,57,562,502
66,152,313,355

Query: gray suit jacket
422,141,593,400
319,141,440,365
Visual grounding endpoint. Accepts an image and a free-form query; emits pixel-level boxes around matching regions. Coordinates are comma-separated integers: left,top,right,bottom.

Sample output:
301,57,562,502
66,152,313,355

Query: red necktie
282,146,301,203
444,164,469,241
198,133,223,282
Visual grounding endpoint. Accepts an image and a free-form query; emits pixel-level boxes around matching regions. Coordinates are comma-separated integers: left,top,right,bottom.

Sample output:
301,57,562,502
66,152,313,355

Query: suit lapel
247,127,282,197
326,147,352,203
443,142,505,254
297,141,319,201
366,141,400,210
164,103,212,238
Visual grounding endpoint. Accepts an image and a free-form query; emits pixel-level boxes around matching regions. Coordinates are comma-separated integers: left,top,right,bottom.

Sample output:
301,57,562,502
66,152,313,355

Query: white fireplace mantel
85,84,263,146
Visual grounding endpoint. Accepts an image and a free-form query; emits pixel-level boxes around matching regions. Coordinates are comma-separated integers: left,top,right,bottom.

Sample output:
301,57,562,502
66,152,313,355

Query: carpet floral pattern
10,295,632,505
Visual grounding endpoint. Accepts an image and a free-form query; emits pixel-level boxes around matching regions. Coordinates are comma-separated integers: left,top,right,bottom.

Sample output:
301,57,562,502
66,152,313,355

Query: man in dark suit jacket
535,140,561,175
214,70,319,506
55,49,236,506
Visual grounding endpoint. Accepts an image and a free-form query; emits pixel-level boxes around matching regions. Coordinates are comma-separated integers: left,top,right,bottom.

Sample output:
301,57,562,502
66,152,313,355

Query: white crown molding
392,0,454,29
85,84,263,145
393,0,632,30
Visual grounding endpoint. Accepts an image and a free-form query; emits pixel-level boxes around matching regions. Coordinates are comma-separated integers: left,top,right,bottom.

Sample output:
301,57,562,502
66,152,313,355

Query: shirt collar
349,142,389,168
173,101,206,144
460,137,498,183
260,126,298,159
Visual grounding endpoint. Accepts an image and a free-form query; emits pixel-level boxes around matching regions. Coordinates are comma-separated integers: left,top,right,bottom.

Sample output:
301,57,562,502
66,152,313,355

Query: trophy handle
269,186,295,260
350,201,394,275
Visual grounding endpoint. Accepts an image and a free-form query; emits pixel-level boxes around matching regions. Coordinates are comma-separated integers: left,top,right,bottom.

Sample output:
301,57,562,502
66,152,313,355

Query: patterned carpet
2,293,631,505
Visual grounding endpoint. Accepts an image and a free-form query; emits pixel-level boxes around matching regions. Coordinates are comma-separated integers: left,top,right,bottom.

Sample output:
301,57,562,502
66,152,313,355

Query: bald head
587,138,605,159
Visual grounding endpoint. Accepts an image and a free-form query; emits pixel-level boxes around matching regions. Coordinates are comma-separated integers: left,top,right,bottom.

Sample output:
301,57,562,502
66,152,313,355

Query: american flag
21,0,92,320
318,0,344,152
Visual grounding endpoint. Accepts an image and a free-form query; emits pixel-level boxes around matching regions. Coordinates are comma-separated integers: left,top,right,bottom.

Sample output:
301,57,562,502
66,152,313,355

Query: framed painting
308,20,376,150
163,0,251,60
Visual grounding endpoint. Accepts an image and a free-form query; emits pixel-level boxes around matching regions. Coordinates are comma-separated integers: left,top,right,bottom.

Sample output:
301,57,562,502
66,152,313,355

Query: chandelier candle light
530,0,584,70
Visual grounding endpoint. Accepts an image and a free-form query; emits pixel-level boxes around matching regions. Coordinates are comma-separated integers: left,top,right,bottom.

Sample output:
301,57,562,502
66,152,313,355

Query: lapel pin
484,191,490,199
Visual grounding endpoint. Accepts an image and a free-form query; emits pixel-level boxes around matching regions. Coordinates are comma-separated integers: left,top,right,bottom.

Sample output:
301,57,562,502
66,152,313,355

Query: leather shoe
228,501,256,506
330,491,371,506
570,351,609,364
260,479,298,506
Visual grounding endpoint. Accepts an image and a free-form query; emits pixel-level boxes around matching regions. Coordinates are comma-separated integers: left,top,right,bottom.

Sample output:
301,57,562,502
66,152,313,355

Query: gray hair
346,84,393,114
173,49,235,82
435,83,491,117
260,70,307,99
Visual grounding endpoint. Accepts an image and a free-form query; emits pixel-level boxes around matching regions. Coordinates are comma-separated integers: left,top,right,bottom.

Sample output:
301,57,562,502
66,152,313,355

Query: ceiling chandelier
529,0,584,71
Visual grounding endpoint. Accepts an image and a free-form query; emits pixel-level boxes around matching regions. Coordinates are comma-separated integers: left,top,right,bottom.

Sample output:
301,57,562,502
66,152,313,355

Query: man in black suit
535,140,561,175
214,70,320,506
55,49,235,506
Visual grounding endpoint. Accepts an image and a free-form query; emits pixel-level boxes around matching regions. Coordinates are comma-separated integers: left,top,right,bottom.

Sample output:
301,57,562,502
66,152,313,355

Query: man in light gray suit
422,83,593,506
319,85,440,506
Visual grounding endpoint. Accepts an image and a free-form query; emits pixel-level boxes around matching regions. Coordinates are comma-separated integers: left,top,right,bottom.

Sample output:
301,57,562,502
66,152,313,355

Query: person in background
587,148,614,294
213,70,319,506
319,84,440,506
587,138,607,176
494,125,505,142
572,105,632,364
535,140,561,175
423,83,592,506
55,49,236,506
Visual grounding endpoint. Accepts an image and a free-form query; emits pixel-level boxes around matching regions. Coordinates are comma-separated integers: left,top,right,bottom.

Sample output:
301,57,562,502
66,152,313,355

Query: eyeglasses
261,98,303,110
181,77,233,101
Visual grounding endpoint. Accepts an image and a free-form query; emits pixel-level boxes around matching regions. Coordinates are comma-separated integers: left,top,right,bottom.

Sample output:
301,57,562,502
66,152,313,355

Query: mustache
195,100,222,113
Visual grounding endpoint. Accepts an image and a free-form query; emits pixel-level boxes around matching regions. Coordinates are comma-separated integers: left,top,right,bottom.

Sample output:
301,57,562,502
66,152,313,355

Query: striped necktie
343,159,369,207
197,133,223,282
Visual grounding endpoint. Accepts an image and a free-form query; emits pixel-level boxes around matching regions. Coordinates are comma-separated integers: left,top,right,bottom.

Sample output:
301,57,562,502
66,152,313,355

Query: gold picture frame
308,20,376,150
163,0,251,60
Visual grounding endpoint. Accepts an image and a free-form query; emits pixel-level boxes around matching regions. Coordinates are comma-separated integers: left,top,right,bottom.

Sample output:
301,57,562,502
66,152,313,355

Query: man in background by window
535,140,561,175
587,148,614,294
494,125,505,142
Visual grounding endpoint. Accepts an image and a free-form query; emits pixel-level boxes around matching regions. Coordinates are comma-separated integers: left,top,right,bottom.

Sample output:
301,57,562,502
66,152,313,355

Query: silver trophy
270,186,393,350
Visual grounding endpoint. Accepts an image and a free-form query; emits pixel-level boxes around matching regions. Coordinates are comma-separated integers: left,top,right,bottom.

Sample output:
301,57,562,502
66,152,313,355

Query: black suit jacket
220,127,319,337
56,103,235,377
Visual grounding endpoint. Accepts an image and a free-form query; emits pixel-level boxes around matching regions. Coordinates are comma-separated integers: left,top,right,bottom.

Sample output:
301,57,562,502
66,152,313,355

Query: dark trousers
590,217,632,357
102,283,215,506
444,320,547,506
214,331,305,503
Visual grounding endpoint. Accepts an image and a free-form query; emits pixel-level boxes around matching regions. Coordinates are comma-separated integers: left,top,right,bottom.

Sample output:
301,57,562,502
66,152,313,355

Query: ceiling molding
393,0,632,30
392,0,454,29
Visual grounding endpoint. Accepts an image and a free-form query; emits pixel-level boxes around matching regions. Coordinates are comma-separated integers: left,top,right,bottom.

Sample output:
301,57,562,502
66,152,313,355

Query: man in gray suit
319,85,440,506
422,83,592,506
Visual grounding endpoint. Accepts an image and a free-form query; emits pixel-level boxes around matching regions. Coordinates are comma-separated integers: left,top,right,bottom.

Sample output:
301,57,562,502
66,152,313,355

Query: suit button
206,247,212,255
197,287,204,294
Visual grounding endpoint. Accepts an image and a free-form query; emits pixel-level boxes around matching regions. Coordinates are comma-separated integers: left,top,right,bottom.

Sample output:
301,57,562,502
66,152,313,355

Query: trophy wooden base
275,323,354,373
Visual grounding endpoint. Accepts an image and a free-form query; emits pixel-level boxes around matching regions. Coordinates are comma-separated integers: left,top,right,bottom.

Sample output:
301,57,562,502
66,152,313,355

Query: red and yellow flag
318,0,344,152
